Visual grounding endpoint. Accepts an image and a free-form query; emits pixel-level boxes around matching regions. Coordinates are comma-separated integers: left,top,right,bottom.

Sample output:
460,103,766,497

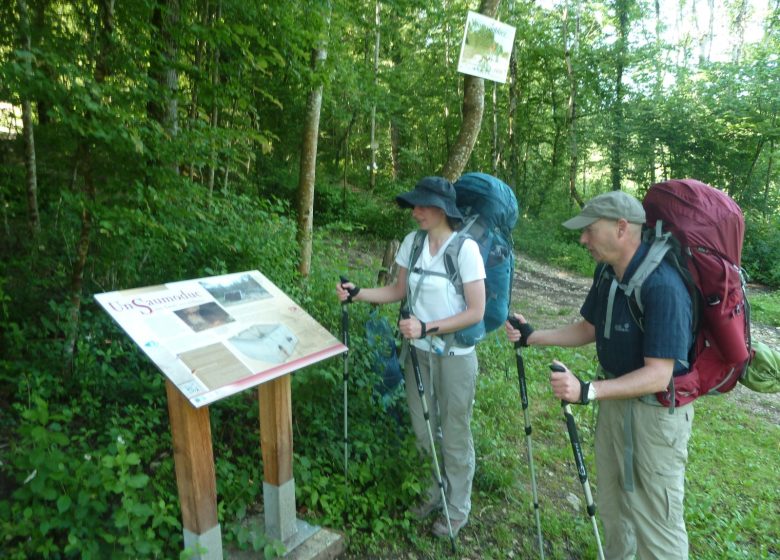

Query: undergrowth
1,177,777,558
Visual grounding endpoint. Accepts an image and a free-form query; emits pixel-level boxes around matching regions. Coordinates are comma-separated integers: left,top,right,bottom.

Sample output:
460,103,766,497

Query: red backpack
610,179,752,407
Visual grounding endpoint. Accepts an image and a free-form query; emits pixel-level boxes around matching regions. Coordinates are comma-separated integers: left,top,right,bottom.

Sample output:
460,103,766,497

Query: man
506,190,694,559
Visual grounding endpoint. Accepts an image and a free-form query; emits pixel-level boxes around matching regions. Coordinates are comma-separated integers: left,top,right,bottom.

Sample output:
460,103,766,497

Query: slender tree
609,0,631,191
149,0,180,173
64,0,116,368
297,2,331,277
369,0,380,189
441,0,500,181
564,0,584,206
16,0,40,236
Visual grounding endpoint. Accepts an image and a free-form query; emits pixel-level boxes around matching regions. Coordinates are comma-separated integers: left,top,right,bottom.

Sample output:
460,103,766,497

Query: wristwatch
587,382,598,402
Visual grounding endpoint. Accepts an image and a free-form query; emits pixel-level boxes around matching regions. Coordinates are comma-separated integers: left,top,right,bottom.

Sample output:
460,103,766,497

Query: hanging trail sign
96,270,346,407
457,11,516,84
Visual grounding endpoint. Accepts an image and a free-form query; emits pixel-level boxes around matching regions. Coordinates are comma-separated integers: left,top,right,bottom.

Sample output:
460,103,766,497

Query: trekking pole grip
339,276,352,348
552,364,589,486
508,316,530,409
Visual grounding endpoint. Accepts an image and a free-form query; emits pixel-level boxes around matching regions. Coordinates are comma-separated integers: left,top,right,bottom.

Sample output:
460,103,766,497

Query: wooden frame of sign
95,271,347,558
166,374,339,559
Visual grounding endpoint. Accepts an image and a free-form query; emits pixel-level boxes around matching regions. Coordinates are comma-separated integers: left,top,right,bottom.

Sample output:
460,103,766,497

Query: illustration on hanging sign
95,270,347,408
456,11,516,84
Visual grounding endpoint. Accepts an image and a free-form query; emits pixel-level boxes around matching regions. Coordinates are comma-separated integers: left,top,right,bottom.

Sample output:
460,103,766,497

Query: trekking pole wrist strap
417,321,439,339
340,275,360,303
578,379,591,405
519,322,534,347
346,286,360,303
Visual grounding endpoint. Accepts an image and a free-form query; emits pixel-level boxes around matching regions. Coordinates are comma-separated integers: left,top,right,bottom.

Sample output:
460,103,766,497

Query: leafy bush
743,213,780,288
0,398,180,558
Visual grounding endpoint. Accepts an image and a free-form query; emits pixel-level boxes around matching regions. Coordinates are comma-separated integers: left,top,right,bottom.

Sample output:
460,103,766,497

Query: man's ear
616,218,629,237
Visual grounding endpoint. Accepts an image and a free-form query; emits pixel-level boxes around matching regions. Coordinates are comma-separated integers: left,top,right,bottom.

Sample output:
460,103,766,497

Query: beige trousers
403,348,477,521
595,398,694,560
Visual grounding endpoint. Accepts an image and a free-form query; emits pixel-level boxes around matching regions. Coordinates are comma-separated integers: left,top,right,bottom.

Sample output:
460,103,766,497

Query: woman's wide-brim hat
395,176,463,220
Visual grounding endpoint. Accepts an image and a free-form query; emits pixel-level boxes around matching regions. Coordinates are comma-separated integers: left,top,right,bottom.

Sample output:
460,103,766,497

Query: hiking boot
432,515,468,538
409,499,442,520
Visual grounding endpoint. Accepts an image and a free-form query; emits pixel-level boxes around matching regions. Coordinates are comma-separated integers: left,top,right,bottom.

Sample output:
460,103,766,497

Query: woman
336,176,485,538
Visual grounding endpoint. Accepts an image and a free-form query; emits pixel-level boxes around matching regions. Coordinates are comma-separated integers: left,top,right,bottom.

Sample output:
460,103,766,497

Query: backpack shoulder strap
622,227,674,315
408,230,426,271
442,233,470,296
601,223,673,338
406,228,467,311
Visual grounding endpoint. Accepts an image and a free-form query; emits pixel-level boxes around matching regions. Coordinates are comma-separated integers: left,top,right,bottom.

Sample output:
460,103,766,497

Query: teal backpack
406,172,519,349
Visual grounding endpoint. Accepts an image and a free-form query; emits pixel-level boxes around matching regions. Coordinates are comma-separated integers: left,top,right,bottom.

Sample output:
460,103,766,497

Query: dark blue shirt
581,243,693,377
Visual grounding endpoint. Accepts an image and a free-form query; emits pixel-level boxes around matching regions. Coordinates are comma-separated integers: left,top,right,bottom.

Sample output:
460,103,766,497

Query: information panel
96,270,346,407
457,11,516,84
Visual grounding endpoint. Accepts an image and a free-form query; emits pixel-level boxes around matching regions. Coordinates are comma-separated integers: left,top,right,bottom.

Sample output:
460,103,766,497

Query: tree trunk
376,239,400,286
730,0,748,63
508,46,518,189
564,0,584,207
206,0,222,198
491,82,499,175
440,0,500,181
148,0,180,143
762,138,774,217
390,118,401,180
389,40,403,181
609,0,630,191
208,0,222,197
17,0,40,236
369,0,380,189
185,0,210,181
64,0,115,370
297,46,327,277
32,0,50,127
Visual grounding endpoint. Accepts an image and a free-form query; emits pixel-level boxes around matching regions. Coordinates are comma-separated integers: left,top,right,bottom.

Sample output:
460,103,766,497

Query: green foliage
743,213,780,288
517,216,594,277
1,0,778,556
1,398,179,558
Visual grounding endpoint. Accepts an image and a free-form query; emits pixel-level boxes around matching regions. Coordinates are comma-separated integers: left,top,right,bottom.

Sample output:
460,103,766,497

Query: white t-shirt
396,230,486,354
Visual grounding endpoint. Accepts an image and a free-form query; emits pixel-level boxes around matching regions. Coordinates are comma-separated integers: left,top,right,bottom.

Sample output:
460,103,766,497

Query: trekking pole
401,309,456,554
339,276,357,525
507,317,544,559
550,364,605,560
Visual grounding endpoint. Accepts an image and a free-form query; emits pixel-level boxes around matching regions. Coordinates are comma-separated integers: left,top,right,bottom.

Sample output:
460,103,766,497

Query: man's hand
550,362,591,404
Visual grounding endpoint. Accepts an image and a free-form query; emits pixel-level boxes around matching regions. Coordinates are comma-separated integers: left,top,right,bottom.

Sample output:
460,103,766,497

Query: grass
749,291,780,327
351,338,780,559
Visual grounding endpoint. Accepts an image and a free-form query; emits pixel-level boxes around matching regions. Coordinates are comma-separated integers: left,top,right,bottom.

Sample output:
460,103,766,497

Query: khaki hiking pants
403,348,477,522
595,398,694,560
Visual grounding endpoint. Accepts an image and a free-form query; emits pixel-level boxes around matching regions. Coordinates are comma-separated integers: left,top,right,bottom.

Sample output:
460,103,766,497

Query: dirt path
513,252,780,425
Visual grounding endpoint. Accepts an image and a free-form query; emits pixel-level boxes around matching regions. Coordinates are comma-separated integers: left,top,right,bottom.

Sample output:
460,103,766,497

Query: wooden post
166,380,222,559
258,375,297,542
377,239,400,287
